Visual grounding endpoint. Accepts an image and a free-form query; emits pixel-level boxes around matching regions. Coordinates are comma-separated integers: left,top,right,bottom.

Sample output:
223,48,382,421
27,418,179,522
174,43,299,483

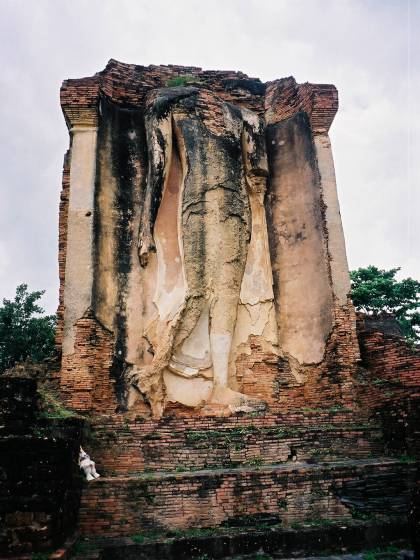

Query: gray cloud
0,0,418,313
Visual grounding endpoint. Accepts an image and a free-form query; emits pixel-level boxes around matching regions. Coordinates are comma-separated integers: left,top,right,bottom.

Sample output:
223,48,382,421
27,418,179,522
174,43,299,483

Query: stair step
86,457,406,480
88,414,384,475
70,518,412,560
78,458,417,538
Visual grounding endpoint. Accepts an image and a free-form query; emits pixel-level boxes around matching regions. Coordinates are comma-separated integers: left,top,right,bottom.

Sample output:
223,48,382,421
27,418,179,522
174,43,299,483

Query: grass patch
70,538,89,556
130,529,163,543
185,425,301,446
306,517,335,527
350,508,376,521
37,387,83,420
362,545,400,560
131,534,146,543
243,456,264,468
165,75,202,87
168,527,218,538
394,454,416,463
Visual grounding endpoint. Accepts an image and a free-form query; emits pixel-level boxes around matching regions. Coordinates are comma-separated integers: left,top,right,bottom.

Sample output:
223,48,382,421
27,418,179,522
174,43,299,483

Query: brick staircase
86,410,384,475
72,409,417,558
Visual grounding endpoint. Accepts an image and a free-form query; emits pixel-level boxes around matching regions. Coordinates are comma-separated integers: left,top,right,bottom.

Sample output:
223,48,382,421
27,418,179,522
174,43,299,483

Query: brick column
59,106,107,412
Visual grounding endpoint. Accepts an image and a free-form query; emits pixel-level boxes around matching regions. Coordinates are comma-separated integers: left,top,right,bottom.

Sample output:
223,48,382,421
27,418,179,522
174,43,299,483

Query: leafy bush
350,266,420,344
0,284,56,373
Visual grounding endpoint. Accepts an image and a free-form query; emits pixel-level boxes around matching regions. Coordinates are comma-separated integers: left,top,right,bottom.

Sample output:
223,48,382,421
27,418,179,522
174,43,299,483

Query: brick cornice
60,76,100,129
265,77,338,133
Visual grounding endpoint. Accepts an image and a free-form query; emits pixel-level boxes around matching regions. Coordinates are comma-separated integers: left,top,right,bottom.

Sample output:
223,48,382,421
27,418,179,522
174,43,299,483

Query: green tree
350,266,420,344
0,284,56,373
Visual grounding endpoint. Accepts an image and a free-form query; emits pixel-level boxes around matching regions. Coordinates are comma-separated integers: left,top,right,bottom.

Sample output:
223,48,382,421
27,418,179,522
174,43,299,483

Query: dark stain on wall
94,97,147,409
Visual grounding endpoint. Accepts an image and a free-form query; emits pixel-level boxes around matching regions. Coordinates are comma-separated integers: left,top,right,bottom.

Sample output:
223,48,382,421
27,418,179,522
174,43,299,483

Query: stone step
70,518,412,560
78,458,417,538
87,412,385,475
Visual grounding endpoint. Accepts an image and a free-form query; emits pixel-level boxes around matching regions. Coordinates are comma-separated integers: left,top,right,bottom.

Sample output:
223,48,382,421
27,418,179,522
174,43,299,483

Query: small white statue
79,447,100,481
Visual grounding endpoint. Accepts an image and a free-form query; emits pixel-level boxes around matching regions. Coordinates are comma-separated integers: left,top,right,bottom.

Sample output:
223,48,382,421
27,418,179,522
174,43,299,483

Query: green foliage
394,454,415,463
0,284,56,373
350,507,375,521
131,534,146,543
165,74,202,87
243,455,264,467
37,387,80,420
362,546,400,560
70,538,88,556
168,526,217,539
350,266,420,344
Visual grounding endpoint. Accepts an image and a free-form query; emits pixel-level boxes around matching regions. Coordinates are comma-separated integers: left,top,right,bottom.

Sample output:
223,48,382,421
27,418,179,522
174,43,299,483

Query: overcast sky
0,0,418,313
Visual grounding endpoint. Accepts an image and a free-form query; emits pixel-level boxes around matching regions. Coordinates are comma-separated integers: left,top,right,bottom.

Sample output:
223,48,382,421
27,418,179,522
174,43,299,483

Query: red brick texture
55,150,70,351
355,315,420,411
265,77,338,133
355,315,420,457
70,315,419,540
60,311,117,414
78,460,416,536
86,411,382,477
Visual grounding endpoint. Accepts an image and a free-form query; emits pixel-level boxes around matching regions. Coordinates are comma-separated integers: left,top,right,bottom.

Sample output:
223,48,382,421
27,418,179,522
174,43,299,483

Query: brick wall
86,410,382,476
55,150,70,351
0,377,83,556
355,315,420,456
78,460,416,537
60,311,117,414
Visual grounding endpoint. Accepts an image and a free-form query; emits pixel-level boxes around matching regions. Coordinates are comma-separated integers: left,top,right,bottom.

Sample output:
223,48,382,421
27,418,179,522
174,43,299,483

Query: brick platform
78,458,415,537
86,411,383,475
74,320,419,552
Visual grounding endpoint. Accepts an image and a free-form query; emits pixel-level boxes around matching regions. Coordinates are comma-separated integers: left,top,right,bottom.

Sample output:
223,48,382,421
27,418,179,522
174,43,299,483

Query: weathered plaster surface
230,189,278,385
314,134,351,304
59,62,358,416
266,112,333,365
93,110,118,332
62,126,97,356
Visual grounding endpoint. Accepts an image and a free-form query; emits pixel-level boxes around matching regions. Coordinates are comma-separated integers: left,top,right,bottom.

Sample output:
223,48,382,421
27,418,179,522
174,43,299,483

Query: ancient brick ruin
1,59,419,558
58,60,358,418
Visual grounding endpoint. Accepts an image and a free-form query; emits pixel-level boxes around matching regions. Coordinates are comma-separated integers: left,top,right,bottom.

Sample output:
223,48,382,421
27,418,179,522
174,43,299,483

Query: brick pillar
59,107,102,411
62,115,98,356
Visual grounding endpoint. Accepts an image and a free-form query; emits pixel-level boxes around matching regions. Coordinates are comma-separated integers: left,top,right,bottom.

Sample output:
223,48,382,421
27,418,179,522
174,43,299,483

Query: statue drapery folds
127,86,273,416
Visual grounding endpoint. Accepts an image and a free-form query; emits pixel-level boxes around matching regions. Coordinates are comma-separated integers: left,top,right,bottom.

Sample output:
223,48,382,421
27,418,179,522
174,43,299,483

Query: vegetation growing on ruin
37,386,82,420
350,266,420,344
165,74,202,87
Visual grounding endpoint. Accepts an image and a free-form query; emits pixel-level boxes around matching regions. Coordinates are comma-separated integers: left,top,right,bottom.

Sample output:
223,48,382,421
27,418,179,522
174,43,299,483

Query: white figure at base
79,447,100,481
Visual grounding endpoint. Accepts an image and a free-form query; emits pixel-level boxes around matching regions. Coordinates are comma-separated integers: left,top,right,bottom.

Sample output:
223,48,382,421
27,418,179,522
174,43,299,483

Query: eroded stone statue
59,61,356,420
127,86,269,416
